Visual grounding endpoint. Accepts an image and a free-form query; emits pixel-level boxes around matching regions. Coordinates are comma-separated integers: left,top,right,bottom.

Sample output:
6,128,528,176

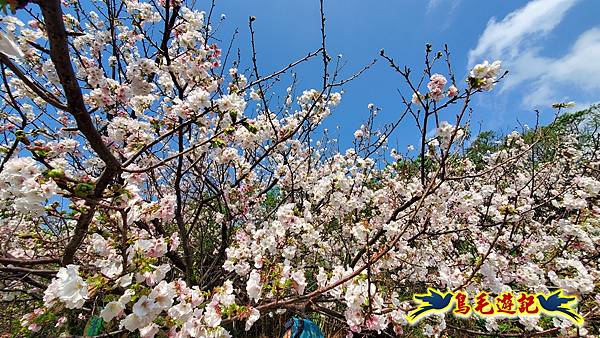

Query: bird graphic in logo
407,288,454,324
536,290,584,326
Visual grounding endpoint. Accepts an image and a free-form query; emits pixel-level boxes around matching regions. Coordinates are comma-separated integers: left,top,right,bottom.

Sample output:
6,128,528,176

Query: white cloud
523,28,600,106
427,0,443,11
469,0,579,65
427,0,461,13
469,0,600,108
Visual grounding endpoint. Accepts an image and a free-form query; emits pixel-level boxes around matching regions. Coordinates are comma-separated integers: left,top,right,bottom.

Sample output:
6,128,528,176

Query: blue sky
211,0,600,149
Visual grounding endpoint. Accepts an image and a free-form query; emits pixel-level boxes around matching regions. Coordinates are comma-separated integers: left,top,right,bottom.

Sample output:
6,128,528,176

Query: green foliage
263,186,281,211
466,104,600,167
84,316,105,336
46,168,66,179
74,182,95,197
466,130,499,169
210,137,226,148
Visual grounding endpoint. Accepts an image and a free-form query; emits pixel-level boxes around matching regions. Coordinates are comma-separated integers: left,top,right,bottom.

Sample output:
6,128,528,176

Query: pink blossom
427,73,447,101
447,85,458,98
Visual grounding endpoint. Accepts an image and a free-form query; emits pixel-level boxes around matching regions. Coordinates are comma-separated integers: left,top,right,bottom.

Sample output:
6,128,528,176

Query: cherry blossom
0,1,597,337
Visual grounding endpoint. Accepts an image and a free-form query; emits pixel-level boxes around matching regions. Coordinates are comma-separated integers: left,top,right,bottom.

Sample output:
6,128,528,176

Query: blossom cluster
469,60,502,91
0,1,598,338
412,73,462,105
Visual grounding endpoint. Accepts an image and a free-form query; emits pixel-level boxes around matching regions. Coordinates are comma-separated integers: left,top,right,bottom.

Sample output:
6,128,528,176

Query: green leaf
210,137,226,148
84,316,104,336
74,183,95,197
242,121,258,134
